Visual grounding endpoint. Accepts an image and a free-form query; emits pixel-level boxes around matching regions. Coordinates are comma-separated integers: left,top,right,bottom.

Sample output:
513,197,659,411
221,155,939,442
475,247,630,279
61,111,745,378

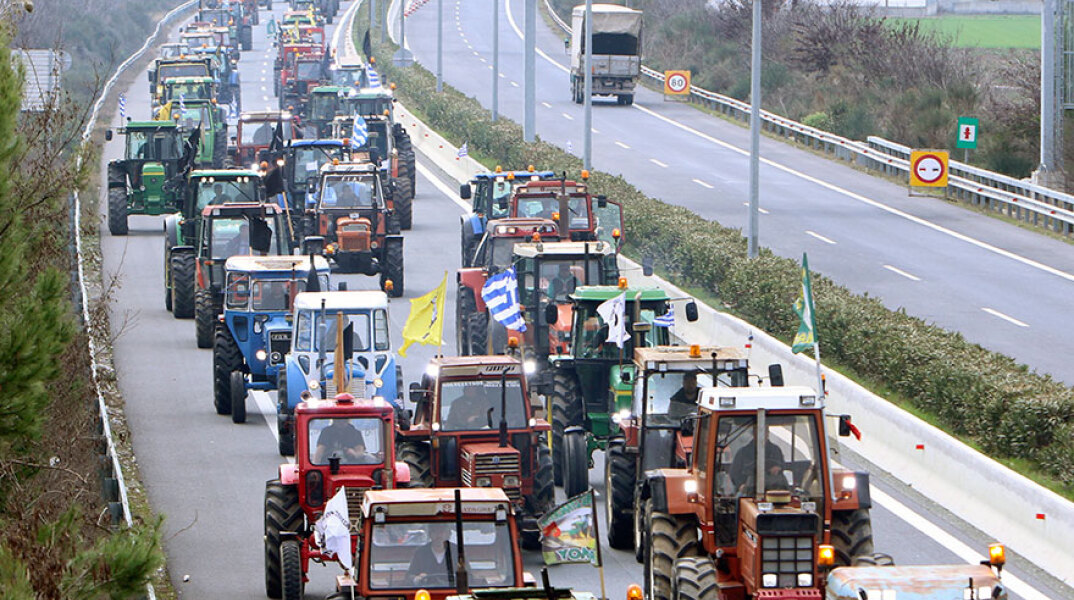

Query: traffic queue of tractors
105,2,1013,600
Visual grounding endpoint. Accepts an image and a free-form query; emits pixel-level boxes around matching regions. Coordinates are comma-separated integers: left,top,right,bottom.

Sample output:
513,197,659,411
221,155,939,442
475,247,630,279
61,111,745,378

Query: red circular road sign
666,73,688,93
912,153,946,184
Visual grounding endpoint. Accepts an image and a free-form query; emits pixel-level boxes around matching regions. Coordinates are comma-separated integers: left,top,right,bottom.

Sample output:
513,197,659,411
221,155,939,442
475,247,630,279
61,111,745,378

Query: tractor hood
826,564,1003,599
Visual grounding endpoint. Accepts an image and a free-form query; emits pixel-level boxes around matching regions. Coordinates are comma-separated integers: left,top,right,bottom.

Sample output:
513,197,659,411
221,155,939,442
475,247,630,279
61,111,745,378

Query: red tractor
232,109,294,167
274,42,320,98
638,385,871,600
280,51,325,115
264,392,411,600
397,356,554,549
507,175,623,245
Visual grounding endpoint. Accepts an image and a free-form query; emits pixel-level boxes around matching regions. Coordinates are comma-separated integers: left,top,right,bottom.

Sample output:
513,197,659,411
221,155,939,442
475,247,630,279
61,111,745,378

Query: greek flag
367,67,381,88
179,93,186,111
351,113,368,147
118,94,126,119
457,142,468,158
654,305,674,328
481,267,526,332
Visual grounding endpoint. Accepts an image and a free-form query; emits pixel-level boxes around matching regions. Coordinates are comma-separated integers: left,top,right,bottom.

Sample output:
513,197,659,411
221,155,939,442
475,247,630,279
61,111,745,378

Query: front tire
108,187,128,236
264,481,302,599
170,253,195,319
380,238,404,297
279,539,304,600
277,369,294,456
646,500,699,600
195,289,215,348
605,437,635,549
231,370,247,424
562,428,588,498
398,441,434,487
671,557,718,600
831,508,874,566
550,372,583,486
213,327,242,415
456,286,476,355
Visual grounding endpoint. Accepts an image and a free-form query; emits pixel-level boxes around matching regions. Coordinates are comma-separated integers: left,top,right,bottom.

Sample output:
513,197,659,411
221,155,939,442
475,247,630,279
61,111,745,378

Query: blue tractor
213,255,332,424
276,290,402,455
458,168,556,267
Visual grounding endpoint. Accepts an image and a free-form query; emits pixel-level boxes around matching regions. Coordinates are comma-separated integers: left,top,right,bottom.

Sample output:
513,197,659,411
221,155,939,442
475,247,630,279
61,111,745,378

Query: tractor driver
445,385,490,430
212,183,231,204
730,436,788,496
406,523,454,586
668,372,700,418
222,221,250,256
547,263,578,301
314,418,374,464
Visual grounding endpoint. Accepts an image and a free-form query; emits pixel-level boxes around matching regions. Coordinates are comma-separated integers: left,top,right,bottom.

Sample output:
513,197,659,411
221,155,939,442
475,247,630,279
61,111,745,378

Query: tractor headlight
373,378,383,389
761,574,777,588
797,573,812,587
475,476,492,487
612,409,631,424
523,360,537,375
308,380,320,391
270,351,282,363
503,475,520,487
255,349,267,361
842,474,857,490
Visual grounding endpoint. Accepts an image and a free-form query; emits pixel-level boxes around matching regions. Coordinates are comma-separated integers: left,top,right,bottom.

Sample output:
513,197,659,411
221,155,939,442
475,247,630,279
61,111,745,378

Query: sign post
956,116,978,162
663,70,690,101
909,150,949,194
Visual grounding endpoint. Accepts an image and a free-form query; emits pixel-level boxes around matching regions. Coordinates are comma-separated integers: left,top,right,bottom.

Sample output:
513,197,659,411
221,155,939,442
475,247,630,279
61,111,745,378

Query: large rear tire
195,289,215,348
467,311,488,356
393,175,413,230
108,187,128,236
533,440,554,512
231,370,248,424
170,253,195,319
277,369,294,456
398,441,434,488
279,539,304,600
646,500,699,600
605,437,635,549
264,481,301,599
550,372,584,486
456,286,476,355
213,327,242,415
831,508,874,566
380,239,404,297
671,557,718,600
562,428,588,498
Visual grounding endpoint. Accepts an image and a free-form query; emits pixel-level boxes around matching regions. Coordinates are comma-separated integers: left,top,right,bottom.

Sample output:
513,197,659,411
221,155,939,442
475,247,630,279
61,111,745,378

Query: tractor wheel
398,441,434,488
671,557,718,600
533,440,554,514
394,175,413,230
460,219,476,267
276,369,294,456
108,187,128,236
487,318,508,355
831,508,874,566
622,94,635,106
646,500,699,600
213,130,227,169
605,437,635,549
853,552,895,567
231,370,247,424
456,286,476,355
195,289,216,348
467,310,488,356
633,487,646,563
380,238,404,297
550,372,584,486
213,327,242,415
264,480,302,599
562,428,589,498
279,539,304,600
170,253,195,319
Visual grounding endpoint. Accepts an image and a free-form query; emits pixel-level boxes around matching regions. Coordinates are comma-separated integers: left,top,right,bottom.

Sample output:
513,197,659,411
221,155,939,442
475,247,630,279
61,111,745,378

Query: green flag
792,253,817,354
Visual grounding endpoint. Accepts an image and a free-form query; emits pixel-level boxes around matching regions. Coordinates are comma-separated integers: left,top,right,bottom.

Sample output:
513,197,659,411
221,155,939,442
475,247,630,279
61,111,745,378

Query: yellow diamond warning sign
909,150,949,188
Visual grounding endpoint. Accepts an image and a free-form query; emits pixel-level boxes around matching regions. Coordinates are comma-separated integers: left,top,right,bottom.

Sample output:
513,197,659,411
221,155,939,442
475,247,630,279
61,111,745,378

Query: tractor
274,42,319,100
638,385,873,600
326,59,367,89
331,85,415,200
508,175,624,245
233,110,294,168
547,282,697,497
178,37,241,108
327,488,530,600
195,4,252,51
330,113,414,229
607,345,751,555
458,168,556,266
263,392,410,600
105,120,192,235
148,56,213,104
824,544,1008,600
212,255,331,423
279,50,324,114
278,290,402,456
164,98,230,168
158,75,216,109
267,139,349,236
306,85,360,138
164,169,266,318
306,160,404,295
398,356,554,549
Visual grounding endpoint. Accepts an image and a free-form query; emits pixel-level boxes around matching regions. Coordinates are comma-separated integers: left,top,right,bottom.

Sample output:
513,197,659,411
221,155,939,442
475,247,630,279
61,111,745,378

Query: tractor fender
170,245,195,257
830,469,871,511
393,461,411,486
467,213,484,236
279,463,299,485
164,217,182,250
284,357,308,412
641,468,695,516
457,268,488,312
107,161,127,188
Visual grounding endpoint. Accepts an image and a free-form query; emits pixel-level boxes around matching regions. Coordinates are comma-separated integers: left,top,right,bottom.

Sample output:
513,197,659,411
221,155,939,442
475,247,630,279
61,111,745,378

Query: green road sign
956,117,979,149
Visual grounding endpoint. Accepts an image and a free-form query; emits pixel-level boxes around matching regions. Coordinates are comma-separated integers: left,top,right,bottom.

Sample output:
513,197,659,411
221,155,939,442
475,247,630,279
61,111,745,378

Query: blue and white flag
654,305,674,328
457,142,468,158
367,67,381,88
351,113,368,147
118,93,126,119
566,140,573,153
481,267,526,332
178,93,186,111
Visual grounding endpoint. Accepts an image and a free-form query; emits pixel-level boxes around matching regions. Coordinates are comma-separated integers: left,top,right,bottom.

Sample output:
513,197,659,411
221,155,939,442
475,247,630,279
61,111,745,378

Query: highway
398,0,1074,387
95,1,1072,598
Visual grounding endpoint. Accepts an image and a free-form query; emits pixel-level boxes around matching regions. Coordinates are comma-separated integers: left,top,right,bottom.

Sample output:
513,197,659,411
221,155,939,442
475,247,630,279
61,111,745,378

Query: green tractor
105,121,193,236
545,284,696,497
167,99,229,168
305,85,356,138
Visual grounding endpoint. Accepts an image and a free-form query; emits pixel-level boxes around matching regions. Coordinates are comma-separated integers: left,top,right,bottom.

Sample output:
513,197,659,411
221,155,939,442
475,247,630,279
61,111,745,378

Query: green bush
364,22,1074,491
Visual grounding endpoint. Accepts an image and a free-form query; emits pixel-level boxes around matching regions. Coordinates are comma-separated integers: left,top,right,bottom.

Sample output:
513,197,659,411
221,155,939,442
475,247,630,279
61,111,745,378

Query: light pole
524,0,535,142
583,0,592,170
492,0,499,120
747,0,762,258
436,0,443,92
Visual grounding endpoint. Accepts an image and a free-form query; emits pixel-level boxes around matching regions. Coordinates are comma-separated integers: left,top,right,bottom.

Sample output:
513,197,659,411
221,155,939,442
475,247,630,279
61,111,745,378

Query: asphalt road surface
96,1,1072,598
399,0,1074,387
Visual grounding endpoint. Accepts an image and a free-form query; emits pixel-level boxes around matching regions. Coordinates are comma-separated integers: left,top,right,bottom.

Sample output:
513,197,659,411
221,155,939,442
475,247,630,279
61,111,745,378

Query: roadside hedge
362,23,1074,490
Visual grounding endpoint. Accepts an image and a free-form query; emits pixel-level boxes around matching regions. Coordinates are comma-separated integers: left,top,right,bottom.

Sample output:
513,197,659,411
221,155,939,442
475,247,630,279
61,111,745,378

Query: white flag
315,487,353,571
596,292,627,348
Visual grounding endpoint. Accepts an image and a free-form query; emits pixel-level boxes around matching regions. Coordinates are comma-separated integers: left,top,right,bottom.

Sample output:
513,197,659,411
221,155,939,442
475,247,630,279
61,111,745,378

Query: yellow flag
399,272,447,357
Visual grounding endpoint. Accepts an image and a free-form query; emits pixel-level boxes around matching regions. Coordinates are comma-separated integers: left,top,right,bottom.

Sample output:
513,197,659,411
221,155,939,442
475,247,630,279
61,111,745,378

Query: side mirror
460,183,472,200
105,129,113,142
838,414,853,437
337,281,347,291
544,303,558,325
302,235,325,255
768,364,784,387
249,218,272,254
642,256,653,277
631,321,651,333
596,195,607,208
684,300,699,322
408,382,423,404
371,468,384,486
306,179,318,194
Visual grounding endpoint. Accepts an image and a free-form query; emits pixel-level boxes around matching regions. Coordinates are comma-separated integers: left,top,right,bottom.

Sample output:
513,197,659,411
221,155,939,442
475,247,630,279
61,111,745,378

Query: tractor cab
508,177,623,246
149,56,213,103
105,120,189,235
458,169,556,266
270,139,348,232
213,255,332,423
400,356,553,548
234,109,293,167
279,291,400,455
158,42,184,59
826,546,1006,600
327,62,367,89
160,76,215,106
263,393,410,599
639,386,871,600
165,99,229,168
307,85,358,137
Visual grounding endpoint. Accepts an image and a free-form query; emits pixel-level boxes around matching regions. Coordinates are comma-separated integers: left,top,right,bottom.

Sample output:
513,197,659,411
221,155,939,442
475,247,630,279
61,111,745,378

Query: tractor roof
311,85,349,93
428,355,523,380
512,240,614,258
190,169,260,179
635,346,748,372
514,180,588,195
484,218,558,238
289,139,344,148
334,57,365,68
224,255,330,274
571,285,669,302
165,75,213,83
474,170,556,181
295,394,396,418
240,110,292,121
361,488,513,518
698,385,822,412
320,161,378,175
124,120,178,130
201,202,281,216
826,564,1001,596
293,290,389,312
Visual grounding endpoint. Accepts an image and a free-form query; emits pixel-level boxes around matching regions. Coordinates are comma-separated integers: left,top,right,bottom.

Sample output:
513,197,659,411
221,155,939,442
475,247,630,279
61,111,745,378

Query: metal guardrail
543,0,1074,236
72,1,199,597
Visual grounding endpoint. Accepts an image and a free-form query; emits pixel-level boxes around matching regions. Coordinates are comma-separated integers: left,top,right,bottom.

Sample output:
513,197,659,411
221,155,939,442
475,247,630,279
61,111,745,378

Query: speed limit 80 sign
664,70,691,96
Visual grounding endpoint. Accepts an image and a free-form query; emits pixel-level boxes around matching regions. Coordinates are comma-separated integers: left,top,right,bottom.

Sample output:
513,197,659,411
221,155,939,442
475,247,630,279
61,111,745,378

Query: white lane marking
472,50,479,56
541,102,552,108
692,178,713,189
251,391,294,465
479,57,486,63
260,86,267,92
561,112,573,121
260,77,266,82
982,307,1030,328
650,158,668,168
510,81,519,87
805,230,836,245
499,73,506,78
740,202,771,214
262,96,269,102
615,141,630,149
884,264,921,281
417,161,470,212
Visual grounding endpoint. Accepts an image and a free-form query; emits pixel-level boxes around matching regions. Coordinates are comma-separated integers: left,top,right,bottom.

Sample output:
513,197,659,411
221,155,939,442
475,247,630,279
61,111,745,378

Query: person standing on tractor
406,523,454,585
